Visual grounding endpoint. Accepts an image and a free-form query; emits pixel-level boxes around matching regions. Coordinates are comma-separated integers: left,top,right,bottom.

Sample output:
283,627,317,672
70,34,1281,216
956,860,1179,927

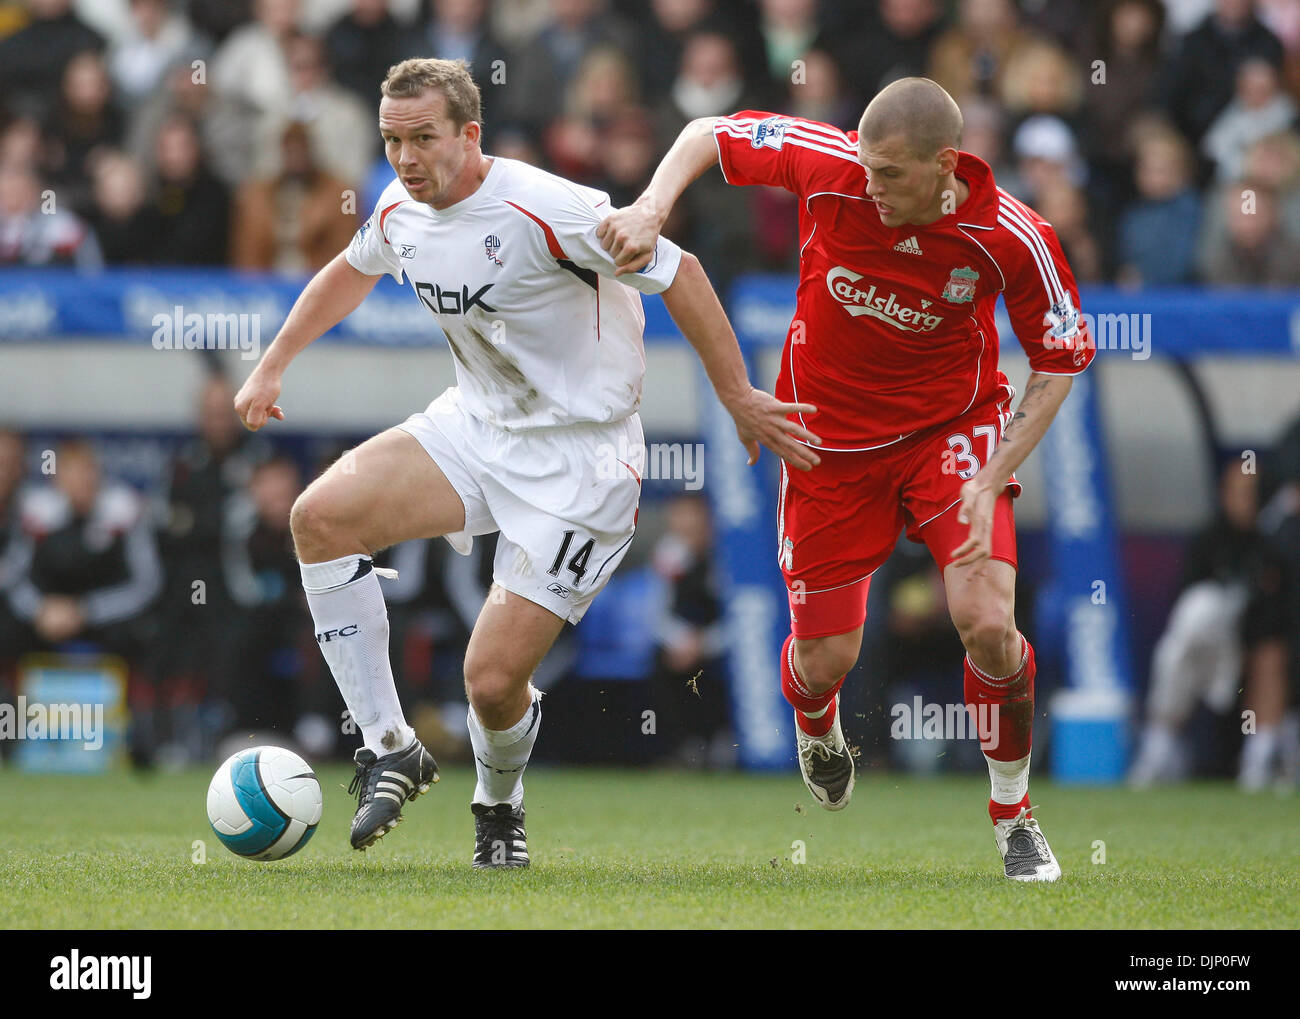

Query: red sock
989,792,1032,823
780,632,843,736
963,635,1036,822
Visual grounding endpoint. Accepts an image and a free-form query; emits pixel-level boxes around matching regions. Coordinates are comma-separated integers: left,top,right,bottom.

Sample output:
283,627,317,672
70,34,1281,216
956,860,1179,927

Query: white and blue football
206,746,323,861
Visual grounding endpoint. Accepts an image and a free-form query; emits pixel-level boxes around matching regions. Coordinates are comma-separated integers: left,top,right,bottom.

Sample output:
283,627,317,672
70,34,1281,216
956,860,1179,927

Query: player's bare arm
661,251,821,470
950,372,1073,568
596,117,719,273
234,252,381,430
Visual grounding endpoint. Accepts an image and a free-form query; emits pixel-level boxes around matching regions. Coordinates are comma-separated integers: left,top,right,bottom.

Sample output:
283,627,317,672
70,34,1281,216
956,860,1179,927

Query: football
206,747,323,861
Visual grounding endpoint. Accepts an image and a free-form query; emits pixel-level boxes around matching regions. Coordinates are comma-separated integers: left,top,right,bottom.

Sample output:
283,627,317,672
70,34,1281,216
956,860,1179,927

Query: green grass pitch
1,764,1296,929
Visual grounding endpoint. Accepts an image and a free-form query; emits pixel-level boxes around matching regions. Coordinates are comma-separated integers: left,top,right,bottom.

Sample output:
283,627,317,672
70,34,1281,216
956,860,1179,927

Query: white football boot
993,804,1061,882
795,696,855,810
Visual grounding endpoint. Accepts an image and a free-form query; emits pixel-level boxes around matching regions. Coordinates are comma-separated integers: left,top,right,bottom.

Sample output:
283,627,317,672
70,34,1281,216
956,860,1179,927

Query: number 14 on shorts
942,424,1000,480
548,530,595,585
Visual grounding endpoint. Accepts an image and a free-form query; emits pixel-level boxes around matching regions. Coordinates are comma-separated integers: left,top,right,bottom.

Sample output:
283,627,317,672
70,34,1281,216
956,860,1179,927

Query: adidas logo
893,235,922,255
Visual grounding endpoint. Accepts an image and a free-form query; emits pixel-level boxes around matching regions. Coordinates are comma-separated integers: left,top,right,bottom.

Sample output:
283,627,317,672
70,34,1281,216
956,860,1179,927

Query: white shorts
397,388,643,624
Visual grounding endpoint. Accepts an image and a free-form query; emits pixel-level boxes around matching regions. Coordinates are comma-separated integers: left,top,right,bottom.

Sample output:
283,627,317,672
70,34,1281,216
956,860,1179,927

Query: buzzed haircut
859,77,963,160
381,57,482,131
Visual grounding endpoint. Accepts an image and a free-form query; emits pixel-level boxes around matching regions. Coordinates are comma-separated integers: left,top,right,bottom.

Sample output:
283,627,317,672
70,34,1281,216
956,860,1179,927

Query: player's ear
463,120,481,147
936,145,959,176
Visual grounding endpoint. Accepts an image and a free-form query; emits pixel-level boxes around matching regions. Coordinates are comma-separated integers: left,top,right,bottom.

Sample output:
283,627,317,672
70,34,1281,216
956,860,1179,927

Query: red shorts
779,396,1020,638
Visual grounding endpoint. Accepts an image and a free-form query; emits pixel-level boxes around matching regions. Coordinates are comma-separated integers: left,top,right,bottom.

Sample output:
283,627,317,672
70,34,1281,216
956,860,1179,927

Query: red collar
949,151,999,230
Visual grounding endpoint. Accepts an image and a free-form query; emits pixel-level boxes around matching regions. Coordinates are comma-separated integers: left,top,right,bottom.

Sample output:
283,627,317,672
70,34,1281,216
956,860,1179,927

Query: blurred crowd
0,370,728,766
2,0,1300,285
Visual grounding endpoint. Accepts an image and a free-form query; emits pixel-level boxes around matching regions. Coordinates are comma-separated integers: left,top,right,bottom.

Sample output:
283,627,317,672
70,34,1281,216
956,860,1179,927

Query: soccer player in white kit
234,58,819,867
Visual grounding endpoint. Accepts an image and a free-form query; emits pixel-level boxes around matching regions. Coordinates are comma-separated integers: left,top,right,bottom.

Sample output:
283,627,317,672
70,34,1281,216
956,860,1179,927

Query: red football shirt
714,111,1094,450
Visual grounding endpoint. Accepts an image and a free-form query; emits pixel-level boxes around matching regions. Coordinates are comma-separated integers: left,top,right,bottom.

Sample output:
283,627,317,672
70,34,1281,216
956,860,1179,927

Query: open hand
726,387,821,471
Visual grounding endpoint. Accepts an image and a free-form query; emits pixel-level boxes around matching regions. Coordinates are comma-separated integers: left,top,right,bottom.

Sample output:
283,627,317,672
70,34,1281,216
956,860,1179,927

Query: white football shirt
346,157,683,431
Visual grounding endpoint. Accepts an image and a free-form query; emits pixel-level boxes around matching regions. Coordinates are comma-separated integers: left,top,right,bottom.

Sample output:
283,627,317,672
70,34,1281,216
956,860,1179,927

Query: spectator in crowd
210,0,298,119
1202,56,1298,182
0,0,104,120
959,97,1025,196
927,0,1042,104
325,0,409,103
44,50,124,214
0,162,102,269
1130,456,1289,786
566,44,639,125
415,0,510,125
1080,0,1167,211
593,108,658,209
1009,114,1087,204
659,28,748,129
1199,178,1300,286
785,47,855,129
499,0,633,133
219,453,307,737
756,0,819,87
636,0,753,104
231,120,358,273
822,0,942,103
148,112,230,264
1034,178,1105,283
5,438,162,665
999,38,1084,128
128,59,259,189
258,32,373,185
153,374,270,756
0,116,48,174
1242,129,1300,237
105,0,196,110
1162,0,1286,150
653,29,761,281
1117,126,1203,285
649,494,730,767
86,148,156,264
544,44,640,179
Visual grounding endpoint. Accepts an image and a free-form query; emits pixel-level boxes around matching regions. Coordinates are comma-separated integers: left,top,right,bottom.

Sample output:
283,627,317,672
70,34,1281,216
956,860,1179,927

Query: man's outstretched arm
660,251,821,471
597,117,719,274
950,372,1073,567
234,252,381,430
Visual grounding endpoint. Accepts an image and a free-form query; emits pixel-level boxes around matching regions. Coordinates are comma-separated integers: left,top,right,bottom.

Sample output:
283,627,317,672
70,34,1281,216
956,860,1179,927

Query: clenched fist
234,366,286,431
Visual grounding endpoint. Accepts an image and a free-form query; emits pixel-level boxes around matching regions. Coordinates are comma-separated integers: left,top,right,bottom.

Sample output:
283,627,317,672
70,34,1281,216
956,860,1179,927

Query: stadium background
1,0,1298,789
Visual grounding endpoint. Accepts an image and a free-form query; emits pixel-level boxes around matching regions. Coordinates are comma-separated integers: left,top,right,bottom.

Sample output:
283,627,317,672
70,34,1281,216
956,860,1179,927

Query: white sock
1133,722,1179,780
467,687,541,809
1239,725,1278,788
987,751,1031,807
300,554,414,757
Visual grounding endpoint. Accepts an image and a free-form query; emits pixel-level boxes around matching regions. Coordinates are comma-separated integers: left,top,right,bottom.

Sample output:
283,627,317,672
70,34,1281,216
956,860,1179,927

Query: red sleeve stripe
503,199,568,260
996,195,1066,303
378,201,406,243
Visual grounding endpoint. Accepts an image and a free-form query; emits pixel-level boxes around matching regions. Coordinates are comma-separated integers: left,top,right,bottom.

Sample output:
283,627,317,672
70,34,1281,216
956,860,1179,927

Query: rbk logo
415,281,497,315
316,624,359,643
399,244,417,259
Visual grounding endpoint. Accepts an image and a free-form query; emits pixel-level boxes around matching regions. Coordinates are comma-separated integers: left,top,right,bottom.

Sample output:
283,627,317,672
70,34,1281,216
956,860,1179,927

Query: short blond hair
859,77,963,160
381,58,482,130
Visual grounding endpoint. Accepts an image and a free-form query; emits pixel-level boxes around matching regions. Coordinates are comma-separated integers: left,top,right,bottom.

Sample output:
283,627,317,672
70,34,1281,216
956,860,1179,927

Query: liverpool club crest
941,266,979,304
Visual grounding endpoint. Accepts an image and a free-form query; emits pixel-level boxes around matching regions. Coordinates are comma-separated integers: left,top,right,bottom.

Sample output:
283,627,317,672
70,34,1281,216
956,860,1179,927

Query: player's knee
463,657,525,720
954,606,1015,660
290,487,342,553
795,637,858,693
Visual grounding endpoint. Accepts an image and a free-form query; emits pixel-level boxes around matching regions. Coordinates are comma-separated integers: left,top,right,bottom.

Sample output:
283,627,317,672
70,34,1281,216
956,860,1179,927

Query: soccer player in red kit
598,78,1094,881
